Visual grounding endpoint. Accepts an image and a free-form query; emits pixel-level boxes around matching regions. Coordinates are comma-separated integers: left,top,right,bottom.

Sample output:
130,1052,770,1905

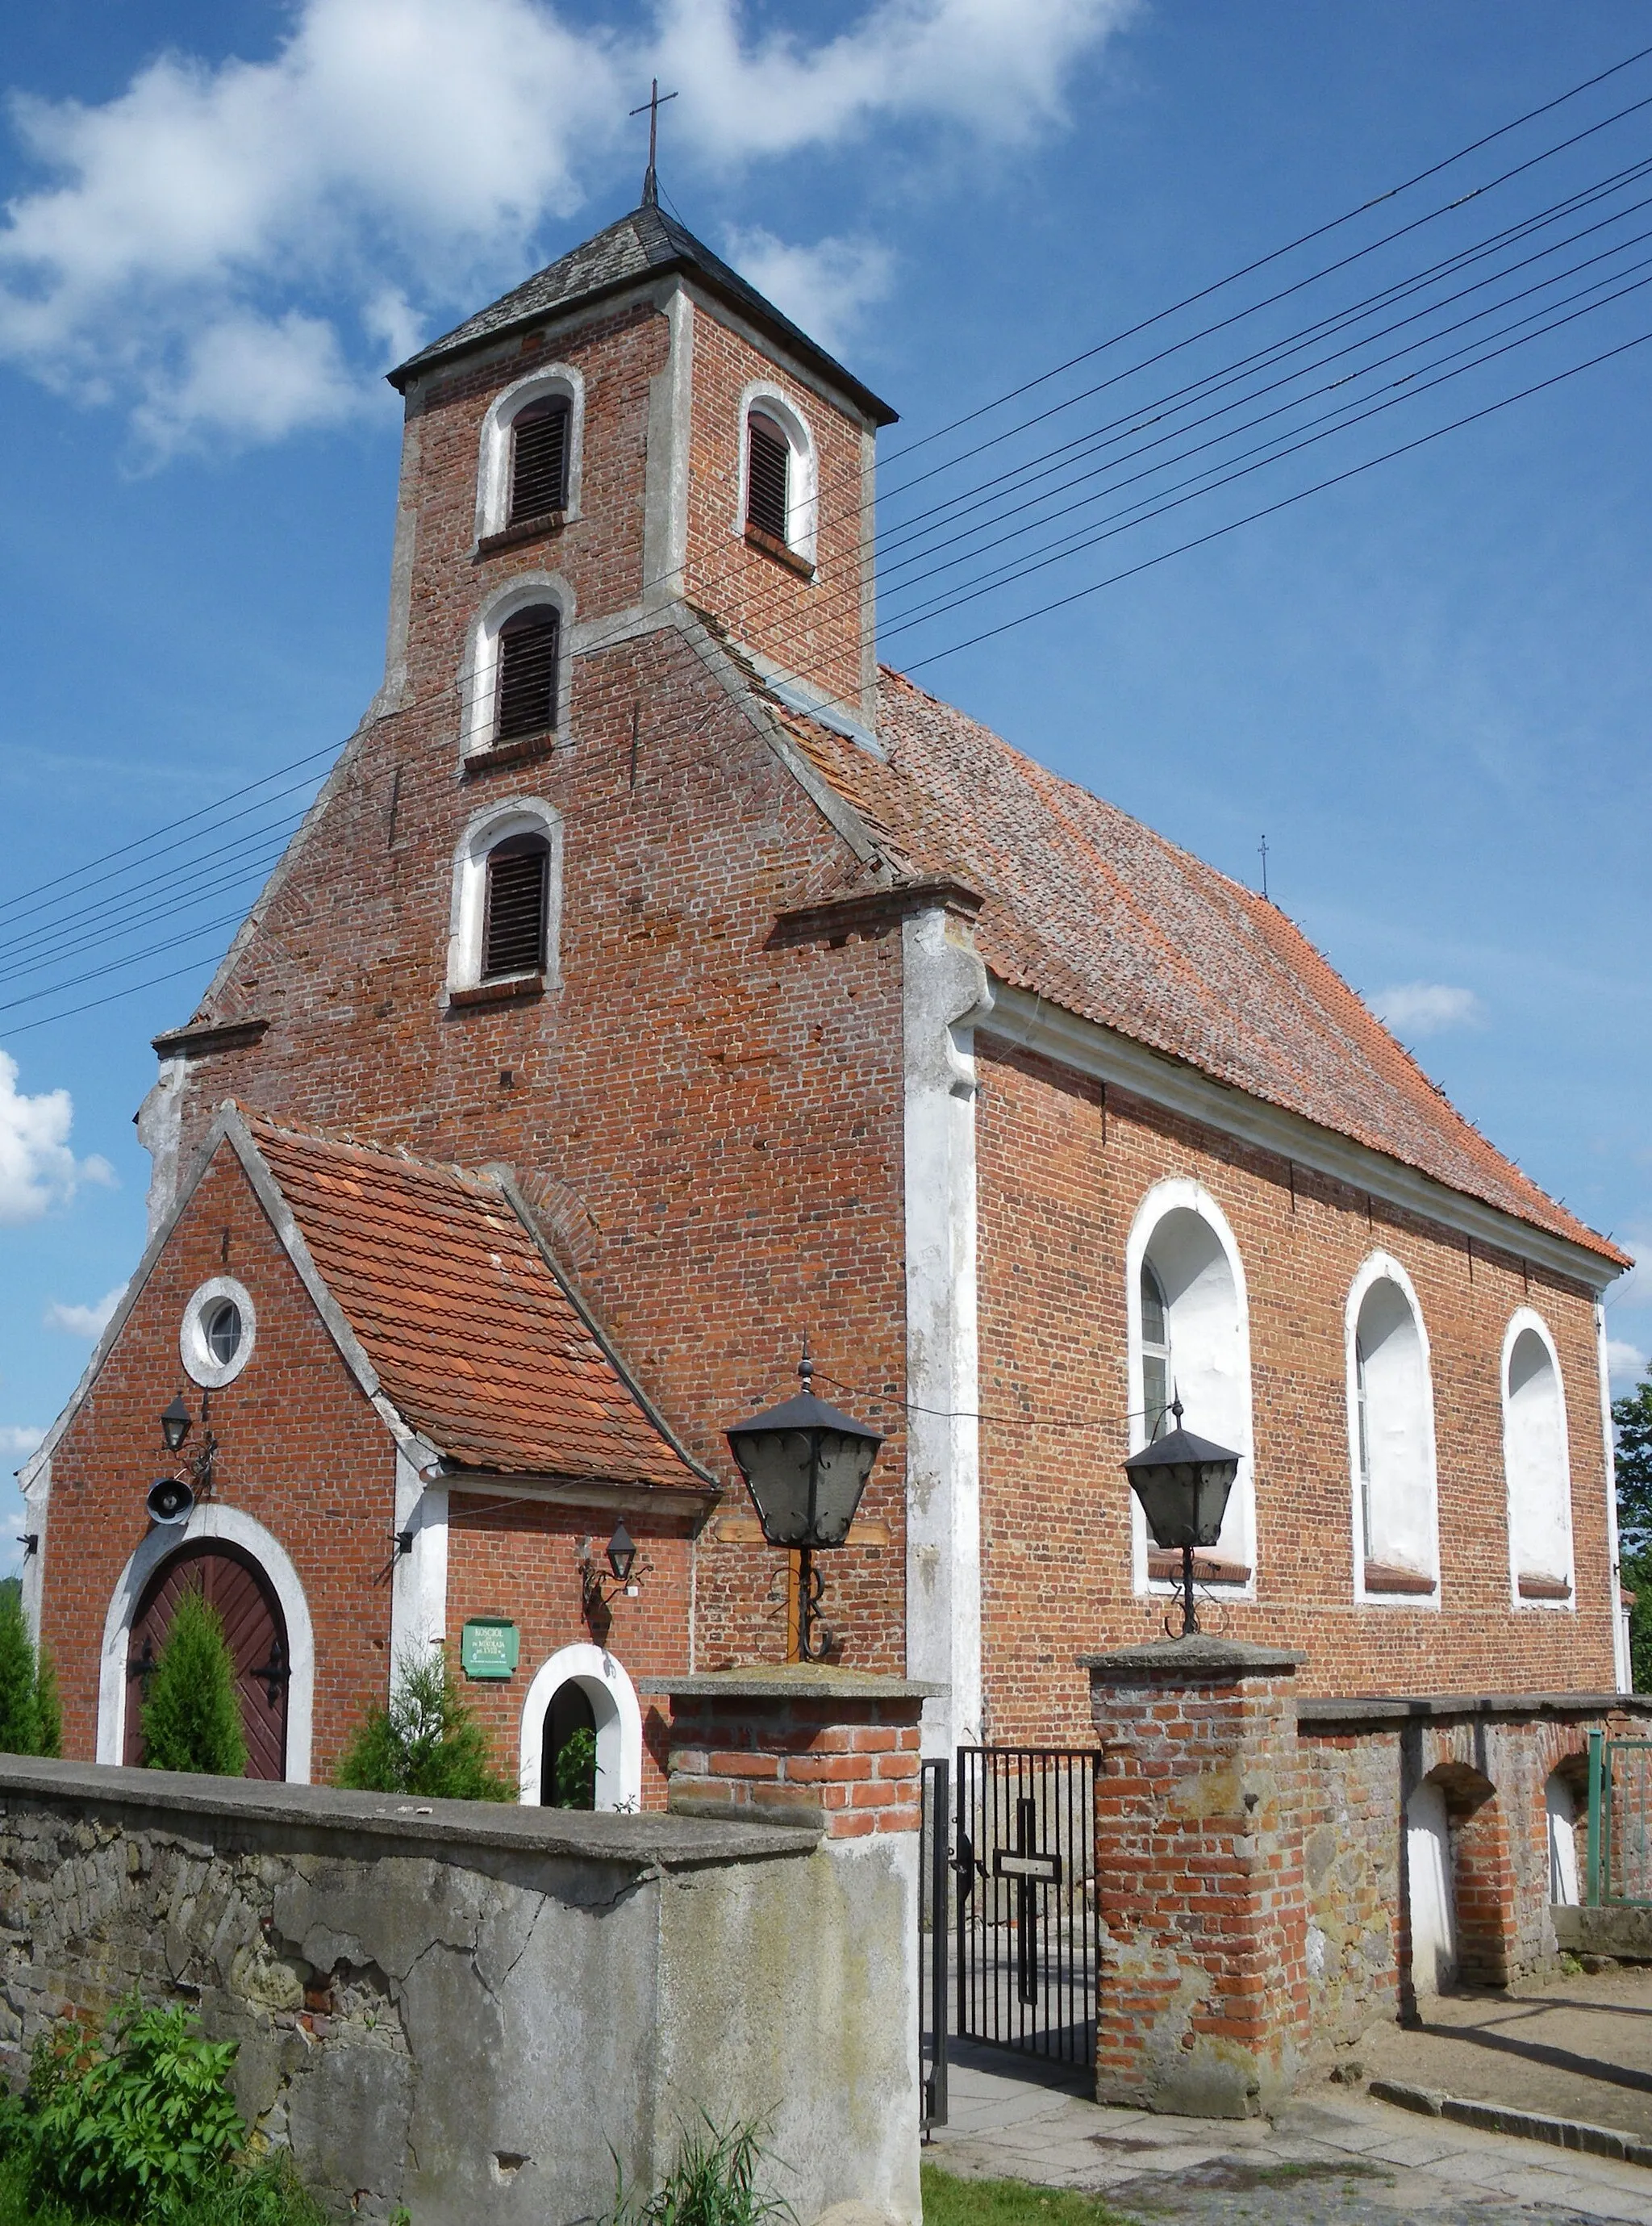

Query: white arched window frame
444,797,563,996
1346,1252,1441,1606
1503,1308,1575,1608
518,1641,643,1810
733,381,819,568
460,573,574,759
97,1505,315,1783
1124,1180,1256,1594
475,363,586,541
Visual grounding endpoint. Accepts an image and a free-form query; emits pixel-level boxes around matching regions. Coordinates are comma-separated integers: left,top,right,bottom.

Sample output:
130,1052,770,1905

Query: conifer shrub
553,1724,599,1809
336,1648,511,1801
140,1586,248,1778
0,1588,62,1758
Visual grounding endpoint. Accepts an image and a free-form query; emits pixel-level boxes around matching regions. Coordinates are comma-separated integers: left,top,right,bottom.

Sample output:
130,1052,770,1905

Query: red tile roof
780,669,1623,1267
246,1117,707,1485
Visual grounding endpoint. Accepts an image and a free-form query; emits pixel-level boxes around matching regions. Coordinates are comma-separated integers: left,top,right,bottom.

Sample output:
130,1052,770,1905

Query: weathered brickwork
1089,1641,1311,2118
38,1150,396,1779
661,1684,924,1840
1296,1727,1401,2053
977,1043,1617,1744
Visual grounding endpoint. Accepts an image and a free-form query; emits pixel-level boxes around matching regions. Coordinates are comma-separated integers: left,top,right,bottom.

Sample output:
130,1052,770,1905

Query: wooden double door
124,1543,290,1781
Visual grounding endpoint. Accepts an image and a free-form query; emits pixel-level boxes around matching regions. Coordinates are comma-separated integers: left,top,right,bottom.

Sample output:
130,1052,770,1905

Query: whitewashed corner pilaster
389,1450,448,1681
19,1459,47,1647
902,906,992,1758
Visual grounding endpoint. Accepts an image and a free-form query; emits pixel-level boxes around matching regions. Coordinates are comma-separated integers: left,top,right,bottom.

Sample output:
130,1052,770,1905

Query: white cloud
1369,982,1487,1038
44,1284,124,1339
1608,1337,1647,1393
0,1050,115,1224
0,0,1133,449
0,1426,44,1464
723,228,894,355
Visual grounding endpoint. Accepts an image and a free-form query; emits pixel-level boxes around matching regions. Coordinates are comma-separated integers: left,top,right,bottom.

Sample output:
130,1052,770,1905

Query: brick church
22,186,1631,1823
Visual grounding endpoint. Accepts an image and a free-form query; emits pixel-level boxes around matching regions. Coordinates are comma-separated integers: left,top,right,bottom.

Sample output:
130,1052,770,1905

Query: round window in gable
181,1277,257,1389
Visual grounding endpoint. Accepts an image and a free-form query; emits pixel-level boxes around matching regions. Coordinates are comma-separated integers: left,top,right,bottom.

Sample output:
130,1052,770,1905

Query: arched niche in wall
1346,1253,1439,1604
1125,1180,1255,1590
517,1642,642,1811
1503,1309,1575,1607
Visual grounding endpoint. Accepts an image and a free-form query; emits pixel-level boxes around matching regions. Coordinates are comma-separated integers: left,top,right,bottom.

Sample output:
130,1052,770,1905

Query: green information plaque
459,1618,519,1680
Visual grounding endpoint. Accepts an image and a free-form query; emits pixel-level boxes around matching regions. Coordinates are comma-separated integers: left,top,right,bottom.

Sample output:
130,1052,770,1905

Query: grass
922,2162,1137,2226
0,2148,328,2226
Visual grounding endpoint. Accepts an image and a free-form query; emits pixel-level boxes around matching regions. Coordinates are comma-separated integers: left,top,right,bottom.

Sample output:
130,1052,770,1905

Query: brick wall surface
38,1147,396,1777
444,1493,699,1806
977,1043,1617,1740
665,1693,922,1839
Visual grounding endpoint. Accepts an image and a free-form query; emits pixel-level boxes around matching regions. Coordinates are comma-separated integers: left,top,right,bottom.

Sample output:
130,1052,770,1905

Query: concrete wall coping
0,1754,820,1868
638,1668,945,1701
1080,1635,1306,1682
1297,1689,1652,1727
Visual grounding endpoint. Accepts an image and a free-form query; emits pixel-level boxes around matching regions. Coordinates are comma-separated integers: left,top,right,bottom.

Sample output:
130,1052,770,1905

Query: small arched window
1349,1259,1438,1599
495,604,561,742
1128,1186,1254,1589
510,397,570,524
746,411,791,541
482,833,550,980
1504,1313,1573,1605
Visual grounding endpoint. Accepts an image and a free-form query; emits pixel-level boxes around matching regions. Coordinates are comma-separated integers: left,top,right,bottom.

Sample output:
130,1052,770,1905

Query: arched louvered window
495,604,561,741
510,398,570,524
746,411,790,541
482,835,550,979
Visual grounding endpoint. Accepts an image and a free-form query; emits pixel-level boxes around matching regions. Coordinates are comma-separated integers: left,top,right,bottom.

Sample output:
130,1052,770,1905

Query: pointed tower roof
387,203,898,425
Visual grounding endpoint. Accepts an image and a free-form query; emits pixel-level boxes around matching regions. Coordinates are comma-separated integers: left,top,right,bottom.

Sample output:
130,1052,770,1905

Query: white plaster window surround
444,797,563,997
1346,1252,1441,1605
475,363,586,541
98,1506,315,1781
1124,1181,1257,1595
179,1276,256,1389
735,382,819,569
1126,1175,1255,1593
460,574,574,758
517,1643,643,1810
1503,1308,1575,1608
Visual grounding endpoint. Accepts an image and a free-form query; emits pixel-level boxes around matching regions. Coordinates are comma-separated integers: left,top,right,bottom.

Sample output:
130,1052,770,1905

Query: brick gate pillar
1085,1635,1310,2119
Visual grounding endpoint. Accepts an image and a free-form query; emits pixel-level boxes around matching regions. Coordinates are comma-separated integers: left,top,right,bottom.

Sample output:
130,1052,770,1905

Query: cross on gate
630,77,679,207
993,1794,1063,2005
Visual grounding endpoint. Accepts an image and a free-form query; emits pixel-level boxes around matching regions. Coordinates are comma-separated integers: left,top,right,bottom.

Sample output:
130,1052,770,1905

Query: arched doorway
123,1543,290,1780
541,1679,597,1809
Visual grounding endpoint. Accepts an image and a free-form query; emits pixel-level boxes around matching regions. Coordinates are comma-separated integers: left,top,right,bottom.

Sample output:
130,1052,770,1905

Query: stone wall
0,1756,920,2226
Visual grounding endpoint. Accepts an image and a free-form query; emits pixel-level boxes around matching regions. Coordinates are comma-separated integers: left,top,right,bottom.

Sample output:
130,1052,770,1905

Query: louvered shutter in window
511,400,569,522
495,606,560,741
482,837,549,978
746,413,790,541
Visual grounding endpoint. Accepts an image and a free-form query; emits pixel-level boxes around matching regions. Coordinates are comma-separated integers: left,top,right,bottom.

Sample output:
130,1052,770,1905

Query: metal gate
1588,1730,1652,1905
919,1758,950,2132
954,1747,1099,2067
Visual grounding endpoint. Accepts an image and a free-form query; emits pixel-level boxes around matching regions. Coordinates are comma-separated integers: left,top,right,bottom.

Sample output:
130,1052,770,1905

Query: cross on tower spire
629,78,679,208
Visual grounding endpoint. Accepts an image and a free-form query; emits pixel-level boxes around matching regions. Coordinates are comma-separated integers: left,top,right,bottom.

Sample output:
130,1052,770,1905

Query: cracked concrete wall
0,1762,917,2226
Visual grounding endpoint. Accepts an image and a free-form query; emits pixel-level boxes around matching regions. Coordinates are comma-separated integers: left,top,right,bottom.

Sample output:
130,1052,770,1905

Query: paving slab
927,2040,1652,2224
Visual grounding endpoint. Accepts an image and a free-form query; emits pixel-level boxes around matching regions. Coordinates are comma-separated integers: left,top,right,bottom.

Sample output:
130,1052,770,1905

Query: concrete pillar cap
1080,1635,1305,1681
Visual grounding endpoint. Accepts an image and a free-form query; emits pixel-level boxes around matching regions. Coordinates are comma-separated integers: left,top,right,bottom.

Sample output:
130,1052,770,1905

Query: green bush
0,1588,61,1758
141,1585,248,1777
19,1995,246,2222
553,1724,598,1809
606,2113,793,2226
336,1647,511,1801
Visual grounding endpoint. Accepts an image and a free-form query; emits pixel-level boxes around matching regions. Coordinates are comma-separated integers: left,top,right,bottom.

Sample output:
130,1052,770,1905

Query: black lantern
605,1520,637,1585
727,1349,882,1660
160,1396,193,1454
1121,1398,1241,1637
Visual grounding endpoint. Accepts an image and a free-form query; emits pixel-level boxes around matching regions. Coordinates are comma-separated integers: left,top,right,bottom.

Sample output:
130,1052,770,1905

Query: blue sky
2,0,1650,1564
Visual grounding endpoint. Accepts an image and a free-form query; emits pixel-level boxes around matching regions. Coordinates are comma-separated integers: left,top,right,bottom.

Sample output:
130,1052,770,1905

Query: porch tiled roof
248,1117,705,1485
778,669,1623,1268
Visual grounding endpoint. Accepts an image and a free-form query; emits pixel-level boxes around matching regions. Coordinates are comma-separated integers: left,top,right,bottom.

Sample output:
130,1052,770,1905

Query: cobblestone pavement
926,2043,1652,2224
